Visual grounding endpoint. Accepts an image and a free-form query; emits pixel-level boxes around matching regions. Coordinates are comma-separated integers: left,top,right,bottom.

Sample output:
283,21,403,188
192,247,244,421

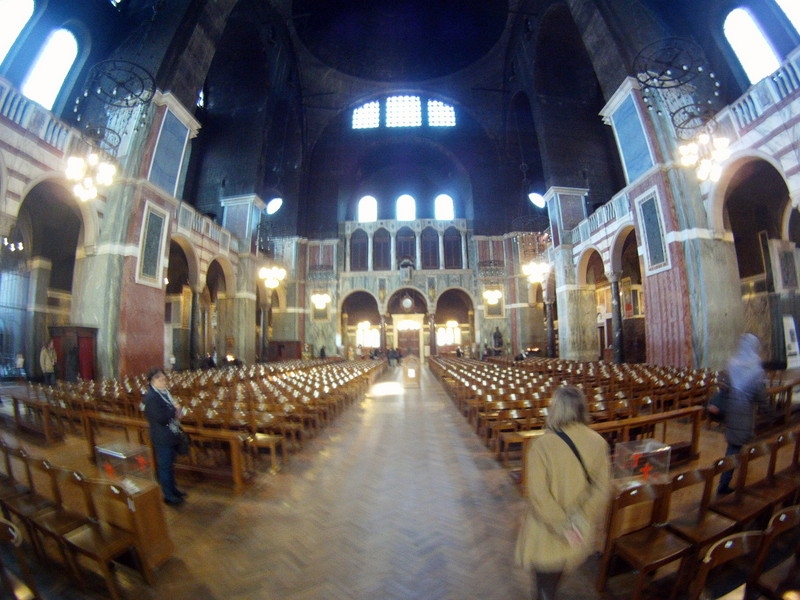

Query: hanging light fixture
65,151,117,202
482,289,503,305
523,259,550,284
310,292,331,310
259,265,286,289
677,127,731,182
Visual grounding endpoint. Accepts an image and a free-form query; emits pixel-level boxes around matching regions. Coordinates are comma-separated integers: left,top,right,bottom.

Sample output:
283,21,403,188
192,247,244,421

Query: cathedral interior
0,0,798,379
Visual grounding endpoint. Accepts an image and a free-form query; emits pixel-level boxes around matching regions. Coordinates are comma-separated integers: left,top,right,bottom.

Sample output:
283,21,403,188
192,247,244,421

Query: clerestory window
0,0,33,65
723,8,780,84
351,95,456,129
21,28,78,110
396,195,416,221
357,195,378,223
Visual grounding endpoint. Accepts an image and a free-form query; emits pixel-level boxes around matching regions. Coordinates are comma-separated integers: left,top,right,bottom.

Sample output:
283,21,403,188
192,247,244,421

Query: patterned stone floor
0,365,790,599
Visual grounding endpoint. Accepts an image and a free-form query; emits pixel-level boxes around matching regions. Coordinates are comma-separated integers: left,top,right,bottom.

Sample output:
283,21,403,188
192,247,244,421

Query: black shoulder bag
554,429,593,485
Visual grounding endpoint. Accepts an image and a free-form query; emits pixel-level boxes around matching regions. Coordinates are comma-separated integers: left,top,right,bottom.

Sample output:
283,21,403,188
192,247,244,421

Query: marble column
390,232,397,270
190,290,201,368
428,313,436,356
545,300,556,358
607,271,624,364
367,231,373,271
380,315,387,353
26,257,52,379
438,231,445,269
259,306,267,361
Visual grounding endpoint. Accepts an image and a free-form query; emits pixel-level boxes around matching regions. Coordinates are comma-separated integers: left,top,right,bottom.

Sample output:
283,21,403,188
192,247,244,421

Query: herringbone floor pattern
0,366,764,599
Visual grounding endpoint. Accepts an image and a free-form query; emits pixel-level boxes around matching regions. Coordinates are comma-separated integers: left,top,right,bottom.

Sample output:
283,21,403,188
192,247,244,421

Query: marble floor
0,365,792,600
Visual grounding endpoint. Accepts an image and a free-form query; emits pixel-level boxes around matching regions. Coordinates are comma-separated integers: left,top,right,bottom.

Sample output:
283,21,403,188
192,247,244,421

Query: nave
0,365,775,600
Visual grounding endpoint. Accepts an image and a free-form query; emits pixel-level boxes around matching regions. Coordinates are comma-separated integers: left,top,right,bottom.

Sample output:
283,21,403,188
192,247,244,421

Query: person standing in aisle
515,385,611,600
143,368,187,506
39,339,57,385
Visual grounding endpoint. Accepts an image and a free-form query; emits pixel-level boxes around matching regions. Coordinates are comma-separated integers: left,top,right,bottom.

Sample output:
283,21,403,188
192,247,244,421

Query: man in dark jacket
143,368,187,505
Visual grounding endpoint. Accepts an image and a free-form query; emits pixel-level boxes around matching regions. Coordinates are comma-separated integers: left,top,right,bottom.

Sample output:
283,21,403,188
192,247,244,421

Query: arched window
776,0,800,36
357,195,378,222
443,227,463,269
396,226,415,267
21,28,78,110
373,228,391,270
0,0,33,65
421,227,439,269
434,194,454,220
350,229,368,271
396,194,416,221
723,8,780,84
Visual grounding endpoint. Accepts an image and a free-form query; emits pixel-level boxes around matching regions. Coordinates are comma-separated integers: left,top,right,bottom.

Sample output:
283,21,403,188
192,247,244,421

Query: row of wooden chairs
23,360,382,455
0,439,152,600
599,429,800,599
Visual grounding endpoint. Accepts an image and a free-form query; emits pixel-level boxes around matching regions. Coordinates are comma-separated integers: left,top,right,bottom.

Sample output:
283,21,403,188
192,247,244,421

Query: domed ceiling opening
292,0,509,81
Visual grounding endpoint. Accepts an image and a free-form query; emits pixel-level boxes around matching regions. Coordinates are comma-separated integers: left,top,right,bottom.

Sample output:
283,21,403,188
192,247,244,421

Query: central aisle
170,365,533,599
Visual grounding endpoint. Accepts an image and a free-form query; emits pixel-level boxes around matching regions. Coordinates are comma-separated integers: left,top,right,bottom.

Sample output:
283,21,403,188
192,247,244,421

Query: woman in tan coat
515,385,611,599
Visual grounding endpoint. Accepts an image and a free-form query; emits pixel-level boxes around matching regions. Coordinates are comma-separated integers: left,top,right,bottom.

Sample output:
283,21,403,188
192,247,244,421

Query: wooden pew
506,406,704,495
10,395,64,445
81,413,254,492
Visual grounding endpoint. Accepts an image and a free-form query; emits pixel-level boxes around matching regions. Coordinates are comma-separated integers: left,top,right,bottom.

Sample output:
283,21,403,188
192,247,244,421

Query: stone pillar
461,232,467,268
259,306,267,361
380,315,387,353
415,232,421,269
552,244,597,361
607,271,624,364
428,312,436,357
190,290,201,368
367,231,373,271
438,231,445,269
390,232,397,270
26,257,52,379
545,300,556,358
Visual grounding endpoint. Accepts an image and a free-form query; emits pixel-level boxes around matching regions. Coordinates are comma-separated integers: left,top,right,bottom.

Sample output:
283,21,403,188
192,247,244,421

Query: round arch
710,150,789,235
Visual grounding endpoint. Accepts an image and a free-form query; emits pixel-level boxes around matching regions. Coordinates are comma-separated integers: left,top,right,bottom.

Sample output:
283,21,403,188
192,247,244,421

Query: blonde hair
546,385,589,431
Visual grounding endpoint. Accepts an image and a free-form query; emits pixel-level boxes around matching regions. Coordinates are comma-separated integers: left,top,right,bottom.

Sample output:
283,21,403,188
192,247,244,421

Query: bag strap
554,429,593,485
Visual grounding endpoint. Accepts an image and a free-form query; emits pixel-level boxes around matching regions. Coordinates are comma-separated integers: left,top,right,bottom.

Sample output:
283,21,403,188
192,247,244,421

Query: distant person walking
39,339,56,385
712,333,767,495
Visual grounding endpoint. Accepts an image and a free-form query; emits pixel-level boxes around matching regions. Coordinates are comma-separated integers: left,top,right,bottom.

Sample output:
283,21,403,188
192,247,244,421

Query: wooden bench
10,395,64,445
81,413,254,492
506,406,704,495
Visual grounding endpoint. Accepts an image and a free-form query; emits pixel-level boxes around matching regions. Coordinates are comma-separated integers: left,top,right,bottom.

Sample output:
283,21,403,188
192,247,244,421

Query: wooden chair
744,434,800,508
688,530,765,600
28,461,91,567
0,447,56,559
748,504,800,599
596,483,693,600
665,467,738,560
709,451,775,531
62,476,152,600
0,517,40,600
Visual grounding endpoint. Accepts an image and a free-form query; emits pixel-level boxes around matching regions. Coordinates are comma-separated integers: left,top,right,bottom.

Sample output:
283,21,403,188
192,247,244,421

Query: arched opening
434,289,474,356
341,291,381,358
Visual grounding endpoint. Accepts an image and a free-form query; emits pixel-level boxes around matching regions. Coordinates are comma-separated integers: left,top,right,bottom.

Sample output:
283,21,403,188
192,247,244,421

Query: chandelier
677,127,731,183
310,292,331,310
482,289,503,305
259,265,286,289
65,152,117,202
523,259,550,284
